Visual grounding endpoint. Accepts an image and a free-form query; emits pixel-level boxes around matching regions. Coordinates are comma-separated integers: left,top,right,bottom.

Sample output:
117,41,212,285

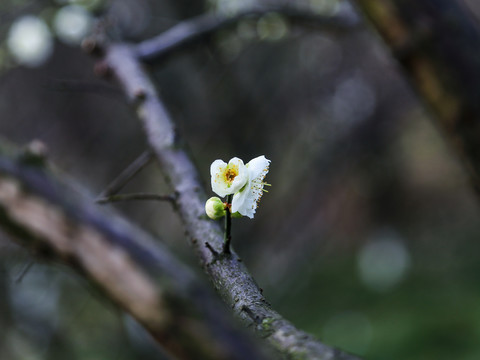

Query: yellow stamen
223,165,239,185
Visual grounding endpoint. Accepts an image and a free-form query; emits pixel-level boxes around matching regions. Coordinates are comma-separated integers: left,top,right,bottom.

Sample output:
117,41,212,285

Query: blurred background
1,0,480,359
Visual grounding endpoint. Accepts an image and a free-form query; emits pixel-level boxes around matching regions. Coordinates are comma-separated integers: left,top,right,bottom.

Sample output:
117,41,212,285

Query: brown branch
351,0,480,196
0,145,268,360
134,5,360,63
102,43,360,360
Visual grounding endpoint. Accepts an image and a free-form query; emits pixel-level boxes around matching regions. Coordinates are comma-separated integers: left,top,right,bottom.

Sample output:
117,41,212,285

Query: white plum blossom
231,155,270,219
209,155,270,219
210,157,249,197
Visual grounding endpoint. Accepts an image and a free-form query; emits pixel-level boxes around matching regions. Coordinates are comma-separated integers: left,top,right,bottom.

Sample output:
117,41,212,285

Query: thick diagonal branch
104,43,360,360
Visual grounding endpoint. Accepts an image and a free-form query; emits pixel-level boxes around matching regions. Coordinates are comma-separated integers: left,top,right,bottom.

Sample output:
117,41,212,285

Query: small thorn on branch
205,242,219,258
94,61,112,78
82,38,104,56
133,88,147,100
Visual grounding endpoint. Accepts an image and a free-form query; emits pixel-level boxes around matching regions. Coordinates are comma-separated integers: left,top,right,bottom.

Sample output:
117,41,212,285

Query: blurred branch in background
0,139,268,360
352,0,480,196
134,4,361,63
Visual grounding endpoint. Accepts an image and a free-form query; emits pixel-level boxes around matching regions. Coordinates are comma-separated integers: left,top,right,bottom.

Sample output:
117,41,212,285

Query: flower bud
205,197,226,220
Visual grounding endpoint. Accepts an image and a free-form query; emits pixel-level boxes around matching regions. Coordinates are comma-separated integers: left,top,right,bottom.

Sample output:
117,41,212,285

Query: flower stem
223,194,233,254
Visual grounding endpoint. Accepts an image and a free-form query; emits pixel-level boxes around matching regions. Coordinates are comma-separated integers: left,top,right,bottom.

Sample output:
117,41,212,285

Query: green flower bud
205,197,226,220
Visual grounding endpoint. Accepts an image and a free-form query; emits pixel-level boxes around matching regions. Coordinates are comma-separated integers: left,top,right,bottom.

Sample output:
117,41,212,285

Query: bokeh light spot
357,230,411,292
7,15,53,67
257,13,289,41
322,311,373,355
54,5,93,45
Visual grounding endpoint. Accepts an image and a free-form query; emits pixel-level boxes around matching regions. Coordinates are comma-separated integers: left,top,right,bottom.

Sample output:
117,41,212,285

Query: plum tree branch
101,39,360,359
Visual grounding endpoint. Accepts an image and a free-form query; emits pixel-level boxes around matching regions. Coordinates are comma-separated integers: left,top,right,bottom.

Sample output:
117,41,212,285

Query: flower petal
231,156,270,219
231,183,247,213
210,157,249,197
211,159,229,197
210,159,226,177
246,155,270,179
232,184,256,219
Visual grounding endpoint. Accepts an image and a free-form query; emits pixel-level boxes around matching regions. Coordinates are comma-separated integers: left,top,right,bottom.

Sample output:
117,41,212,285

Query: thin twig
135,5,360,63
96,193,175,204
205,242,219,257
98,150,152,199
15,260,34,283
